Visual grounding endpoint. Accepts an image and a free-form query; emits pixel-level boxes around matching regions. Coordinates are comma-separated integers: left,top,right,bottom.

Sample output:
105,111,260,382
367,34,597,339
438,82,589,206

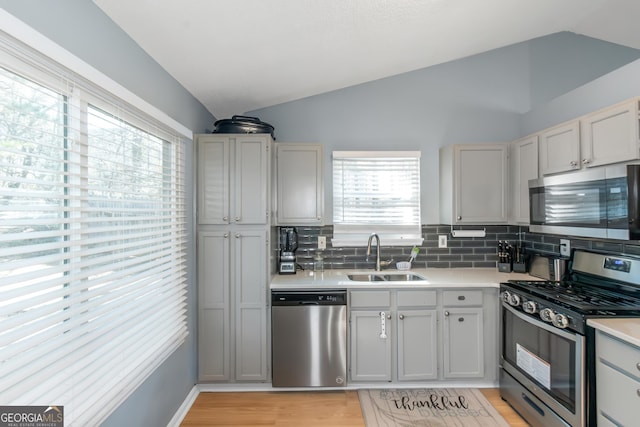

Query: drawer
596,361,640,426
350,291,391,308
597,331,640,378
397,290,437,307
442,290,483,306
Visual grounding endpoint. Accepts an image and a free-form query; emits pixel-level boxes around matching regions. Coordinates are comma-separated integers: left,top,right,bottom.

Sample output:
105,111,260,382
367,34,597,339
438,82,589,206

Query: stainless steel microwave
529,164,640,240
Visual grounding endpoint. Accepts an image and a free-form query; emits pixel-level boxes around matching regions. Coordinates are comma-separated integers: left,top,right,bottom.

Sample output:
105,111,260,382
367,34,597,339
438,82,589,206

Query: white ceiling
94,0,640,119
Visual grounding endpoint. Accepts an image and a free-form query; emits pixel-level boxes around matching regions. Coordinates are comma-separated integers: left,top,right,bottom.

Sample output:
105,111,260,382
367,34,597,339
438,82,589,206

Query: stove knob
508,293,521,307
553,313,570,329
501,291,512,303
522,300,538,314
540,308,555,322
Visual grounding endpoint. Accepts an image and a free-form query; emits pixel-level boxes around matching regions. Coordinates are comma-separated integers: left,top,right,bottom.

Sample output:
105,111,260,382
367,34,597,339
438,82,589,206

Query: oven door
500,302,585,427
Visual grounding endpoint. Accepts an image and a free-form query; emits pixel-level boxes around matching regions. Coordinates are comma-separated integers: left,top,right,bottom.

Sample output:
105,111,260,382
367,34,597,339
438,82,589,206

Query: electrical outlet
318,235,326,250
438,235,447,248
560,239,570,257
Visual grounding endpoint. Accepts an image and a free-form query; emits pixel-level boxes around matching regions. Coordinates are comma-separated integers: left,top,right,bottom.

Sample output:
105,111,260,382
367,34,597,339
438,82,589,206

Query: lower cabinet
198,229,268,382
349,287,497,384
442,290,484,378
349,290,437,382
595,329,640,426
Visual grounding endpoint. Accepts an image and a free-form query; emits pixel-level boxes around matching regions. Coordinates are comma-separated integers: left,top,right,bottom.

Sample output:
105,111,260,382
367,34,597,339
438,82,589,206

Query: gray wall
248,33,640,225
0,1,215,426
522,58,640,134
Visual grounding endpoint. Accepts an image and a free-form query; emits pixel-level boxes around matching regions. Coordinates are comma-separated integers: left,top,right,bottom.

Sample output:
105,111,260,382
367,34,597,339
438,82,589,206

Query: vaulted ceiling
94,0,640,119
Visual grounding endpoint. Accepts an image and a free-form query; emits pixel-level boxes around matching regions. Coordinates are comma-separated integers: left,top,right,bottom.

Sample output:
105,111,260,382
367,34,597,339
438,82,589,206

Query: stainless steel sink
347,272,425,282
382,273,424,281
347,274,387,282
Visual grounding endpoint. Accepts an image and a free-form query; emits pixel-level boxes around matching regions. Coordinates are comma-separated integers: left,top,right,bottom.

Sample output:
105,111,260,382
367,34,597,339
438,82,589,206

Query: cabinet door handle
222,216,228,222
457,216,462,221
235,233,241,238
399,314,405,320
570,161,578,168
582,158,592,165
636,362,640,372
224,233,229,238
458,317,465,322
235,216,240,222
444,311,450,317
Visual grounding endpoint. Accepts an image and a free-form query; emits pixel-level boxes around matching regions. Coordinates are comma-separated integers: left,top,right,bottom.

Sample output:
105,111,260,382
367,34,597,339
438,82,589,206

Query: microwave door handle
502,302,578,342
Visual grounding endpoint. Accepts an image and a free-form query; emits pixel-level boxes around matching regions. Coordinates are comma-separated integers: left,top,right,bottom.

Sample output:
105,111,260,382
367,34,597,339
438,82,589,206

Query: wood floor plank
180,388,527,426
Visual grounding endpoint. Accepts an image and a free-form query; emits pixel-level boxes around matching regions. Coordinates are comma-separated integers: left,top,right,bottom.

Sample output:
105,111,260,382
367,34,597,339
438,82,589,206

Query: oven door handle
502,302,578,342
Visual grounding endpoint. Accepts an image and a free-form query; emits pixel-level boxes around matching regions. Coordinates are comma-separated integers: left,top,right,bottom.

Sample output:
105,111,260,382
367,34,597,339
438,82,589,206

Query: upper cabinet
539,120,580,175
439,144,508,224
197,134,271,225
538,97,640,177
509,135,538,224
274,143,324,225
581,99,640,168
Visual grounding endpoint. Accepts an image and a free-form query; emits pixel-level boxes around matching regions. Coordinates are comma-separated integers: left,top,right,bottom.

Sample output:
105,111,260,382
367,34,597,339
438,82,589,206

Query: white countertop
587,318,640,348
270,268,538,290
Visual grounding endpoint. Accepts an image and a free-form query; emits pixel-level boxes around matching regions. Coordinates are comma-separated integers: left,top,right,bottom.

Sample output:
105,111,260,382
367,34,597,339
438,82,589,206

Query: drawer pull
458,295,466,301
458,317,465,322
637,362,640,372
637,389,640,398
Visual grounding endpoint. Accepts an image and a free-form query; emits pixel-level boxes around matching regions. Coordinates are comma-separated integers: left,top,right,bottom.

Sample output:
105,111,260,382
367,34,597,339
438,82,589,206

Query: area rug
358,388,510,427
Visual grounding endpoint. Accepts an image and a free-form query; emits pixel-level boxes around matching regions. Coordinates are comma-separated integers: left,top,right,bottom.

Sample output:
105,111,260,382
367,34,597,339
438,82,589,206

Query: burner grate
506,279,640,312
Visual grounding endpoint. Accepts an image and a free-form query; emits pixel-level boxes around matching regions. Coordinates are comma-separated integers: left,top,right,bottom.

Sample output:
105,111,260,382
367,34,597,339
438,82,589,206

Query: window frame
332,150,423,247
0,29,189,426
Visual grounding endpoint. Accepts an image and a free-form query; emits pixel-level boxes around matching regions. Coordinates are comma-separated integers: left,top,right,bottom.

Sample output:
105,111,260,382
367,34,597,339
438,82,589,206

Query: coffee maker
278,227,298,274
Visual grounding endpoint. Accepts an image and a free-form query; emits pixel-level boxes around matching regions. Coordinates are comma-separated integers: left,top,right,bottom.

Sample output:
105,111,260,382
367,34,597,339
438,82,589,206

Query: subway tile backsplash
289,224,640,271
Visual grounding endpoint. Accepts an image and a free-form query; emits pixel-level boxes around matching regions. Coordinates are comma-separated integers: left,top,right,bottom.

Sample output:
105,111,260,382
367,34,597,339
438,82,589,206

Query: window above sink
332,151,424,247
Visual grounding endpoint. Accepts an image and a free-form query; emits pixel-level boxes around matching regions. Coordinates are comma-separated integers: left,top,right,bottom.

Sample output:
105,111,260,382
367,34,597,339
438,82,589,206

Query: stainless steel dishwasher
271,290,347,387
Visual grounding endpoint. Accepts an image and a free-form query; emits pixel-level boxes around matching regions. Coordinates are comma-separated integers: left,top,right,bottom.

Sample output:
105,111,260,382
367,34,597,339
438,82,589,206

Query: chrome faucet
367,233,381,271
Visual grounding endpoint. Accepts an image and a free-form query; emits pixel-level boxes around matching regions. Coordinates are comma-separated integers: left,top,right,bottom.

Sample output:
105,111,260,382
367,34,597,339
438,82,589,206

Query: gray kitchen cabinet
198,230,230,381
197,134,271,225
396,309,438,381
198,229,268,382
442,289,486,379
509,135,538,224
439,143,508,224
595,329,640,426
349,291,392,382
349,290,437,382
274,143,323,225
539,120,580,175
350,310,393,382
581,98,640,168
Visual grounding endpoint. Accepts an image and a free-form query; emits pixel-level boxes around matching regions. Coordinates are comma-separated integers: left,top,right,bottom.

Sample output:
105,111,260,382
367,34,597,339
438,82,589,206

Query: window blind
0,33,188,426
332,151,422,246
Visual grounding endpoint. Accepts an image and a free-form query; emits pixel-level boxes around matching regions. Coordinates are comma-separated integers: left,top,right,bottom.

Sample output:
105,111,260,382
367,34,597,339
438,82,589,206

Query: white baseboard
167,385,200,427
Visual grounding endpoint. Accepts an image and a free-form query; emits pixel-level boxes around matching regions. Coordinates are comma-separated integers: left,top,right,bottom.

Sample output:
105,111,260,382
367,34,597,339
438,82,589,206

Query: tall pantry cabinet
196,133,272,382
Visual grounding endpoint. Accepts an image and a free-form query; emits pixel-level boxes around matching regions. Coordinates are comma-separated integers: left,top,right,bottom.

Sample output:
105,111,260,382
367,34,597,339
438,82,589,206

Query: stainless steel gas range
499,249,640,427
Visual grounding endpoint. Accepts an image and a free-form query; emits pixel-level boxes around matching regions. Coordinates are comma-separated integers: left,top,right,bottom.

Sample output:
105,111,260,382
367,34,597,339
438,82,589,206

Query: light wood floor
180,388,528,426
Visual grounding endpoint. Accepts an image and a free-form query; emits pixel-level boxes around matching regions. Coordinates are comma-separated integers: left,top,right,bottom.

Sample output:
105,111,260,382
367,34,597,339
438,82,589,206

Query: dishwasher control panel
271,290,346,305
